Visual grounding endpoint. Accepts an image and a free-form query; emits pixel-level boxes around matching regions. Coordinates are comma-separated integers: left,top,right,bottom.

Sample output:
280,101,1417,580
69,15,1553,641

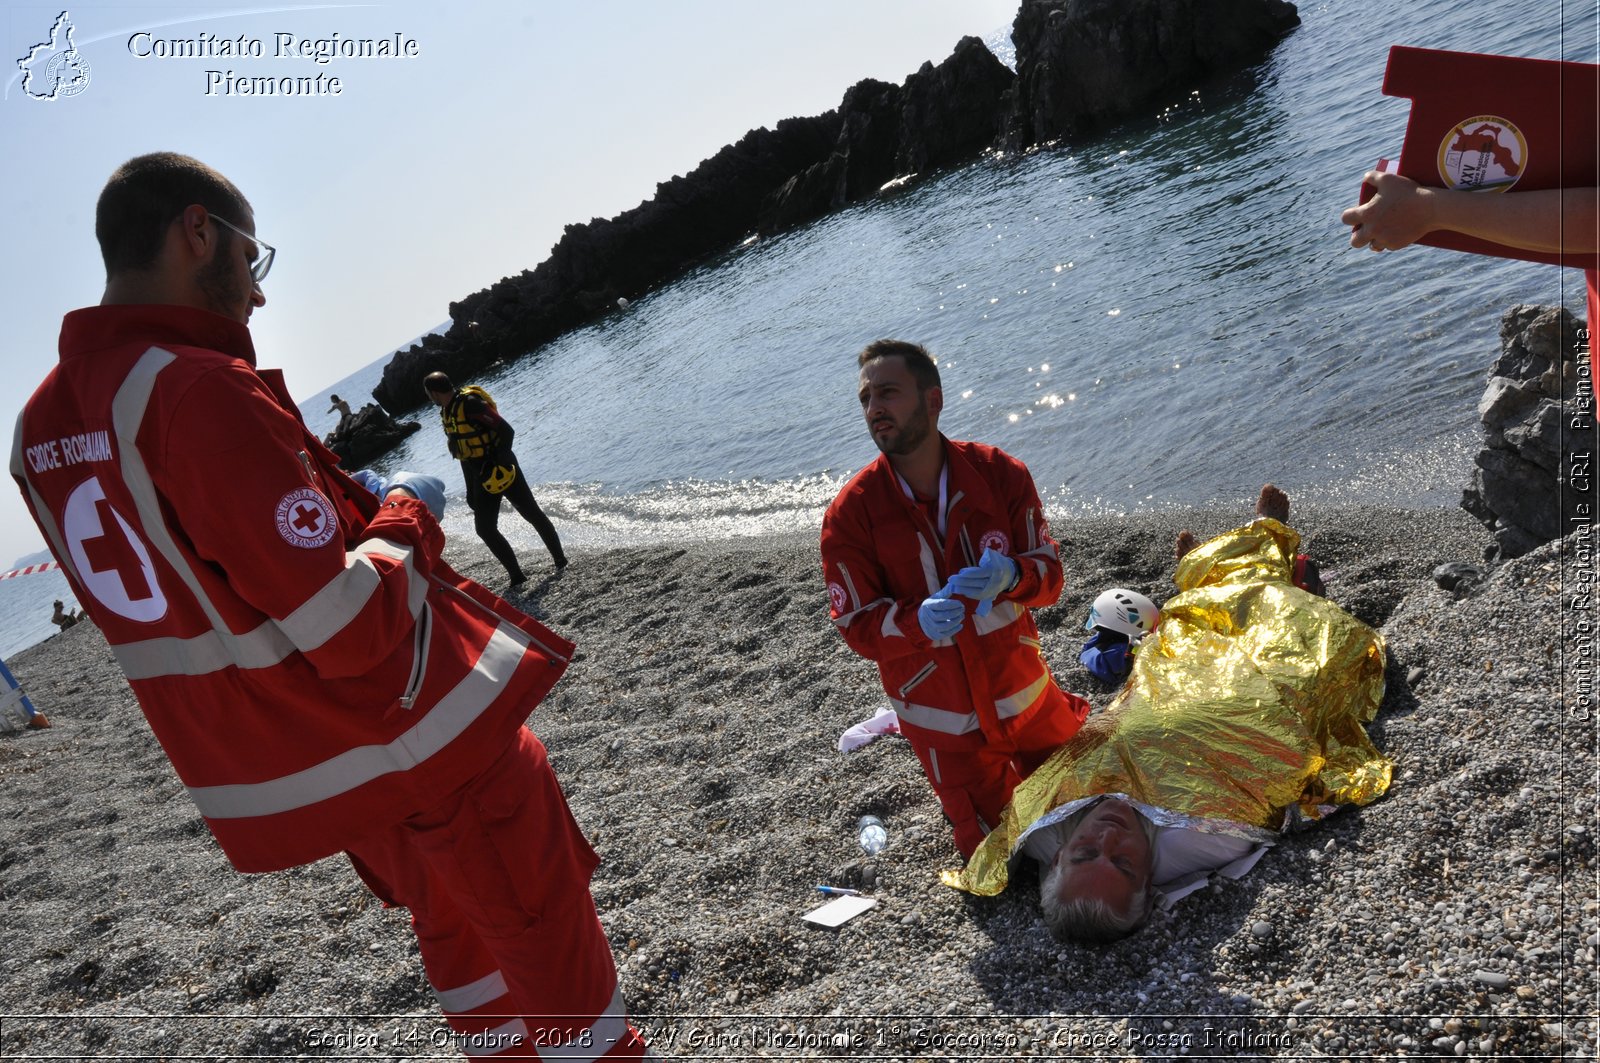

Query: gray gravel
1,504,1595,1060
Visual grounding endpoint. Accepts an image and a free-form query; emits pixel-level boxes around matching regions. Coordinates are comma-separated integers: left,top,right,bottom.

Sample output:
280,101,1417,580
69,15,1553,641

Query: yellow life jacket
441,386,500,460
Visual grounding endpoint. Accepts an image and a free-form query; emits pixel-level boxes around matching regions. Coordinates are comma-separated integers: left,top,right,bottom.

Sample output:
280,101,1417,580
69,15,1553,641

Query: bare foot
1256,483,1289,523
1175,530,1198,561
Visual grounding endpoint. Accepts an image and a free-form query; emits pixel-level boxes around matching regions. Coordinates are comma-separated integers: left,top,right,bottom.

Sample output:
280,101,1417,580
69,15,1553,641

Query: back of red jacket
11,305,573,872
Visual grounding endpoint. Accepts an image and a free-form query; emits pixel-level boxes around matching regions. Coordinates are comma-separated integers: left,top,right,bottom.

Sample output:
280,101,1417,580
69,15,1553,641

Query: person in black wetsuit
422,371,567,584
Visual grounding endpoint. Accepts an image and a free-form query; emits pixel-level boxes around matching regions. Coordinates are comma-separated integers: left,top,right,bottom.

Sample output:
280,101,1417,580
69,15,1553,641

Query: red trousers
347,728,646,1060
908,700,1086,859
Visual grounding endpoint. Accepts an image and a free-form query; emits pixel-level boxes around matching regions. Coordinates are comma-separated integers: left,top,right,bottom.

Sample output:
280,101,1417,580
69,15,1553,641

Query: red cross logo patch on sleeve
978,529,1011,555
275,487,337,549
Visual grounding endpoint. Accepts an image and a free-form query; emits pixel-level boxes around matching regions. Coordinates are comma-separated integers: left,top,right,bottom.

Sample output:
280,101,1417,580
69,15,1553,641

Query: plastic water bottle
857,815,888,856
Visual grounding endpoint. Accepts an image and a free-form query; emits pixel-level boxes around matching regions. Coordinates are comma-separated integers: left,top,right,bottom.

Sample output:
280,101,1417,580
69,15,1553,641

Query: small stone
1250,921,1273,939
1432,561,1485,592
1292,999,1315,1014
1407,666,1426,686
1517,986,1537,1000
1541,1023,1569,1040
1475,970,1511,991
1444,1019,1462,1035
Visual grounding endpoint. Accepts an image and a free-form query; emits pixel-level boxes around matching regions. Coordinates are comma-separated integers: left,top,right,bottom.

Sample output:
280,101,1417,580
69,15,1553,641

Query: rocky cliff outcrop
1004,0,1300,147
323,404,420,469
1461,304,1593,560
373,0,1300,417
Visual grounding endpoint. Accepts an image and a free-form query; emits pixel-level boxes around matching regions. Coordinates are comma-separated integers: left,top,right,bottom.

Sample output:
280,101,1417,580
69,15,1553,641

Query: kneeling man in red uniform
822,339,1090,857
10,153,645,1060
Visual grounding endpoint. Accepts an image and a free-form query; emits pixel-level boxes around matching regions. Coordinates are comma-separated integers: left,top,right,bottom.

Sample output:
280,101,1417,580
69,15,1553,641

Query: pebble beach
0,503,1594,1060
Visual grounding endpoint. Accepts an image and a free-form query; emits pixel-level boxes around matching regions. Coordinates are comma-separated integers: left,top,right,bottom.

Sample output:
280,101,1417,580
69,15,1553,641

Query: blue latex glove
917,594,965,641
947,546,1019,617
348,468,384,497
382,471,447,519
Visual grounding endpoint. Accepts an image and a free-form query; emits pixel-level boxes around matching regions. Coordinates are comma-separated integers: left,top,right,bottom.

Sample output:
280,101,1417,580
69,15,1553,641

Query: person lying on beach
943,486,1391,943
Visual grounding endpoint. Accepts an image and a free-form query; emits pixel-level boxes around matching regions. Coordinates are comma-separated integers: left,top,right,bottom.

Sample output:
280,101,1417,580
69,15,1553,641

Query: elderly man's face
1051,799,1153,918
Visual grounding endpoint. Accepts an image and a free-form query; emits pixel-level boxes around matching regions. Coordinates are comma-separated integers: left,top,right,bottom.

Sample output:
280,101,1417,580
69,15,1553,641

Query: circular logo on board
978,529,1011,555
827,581,848,614
1437,116,1527,192
275,488,337,549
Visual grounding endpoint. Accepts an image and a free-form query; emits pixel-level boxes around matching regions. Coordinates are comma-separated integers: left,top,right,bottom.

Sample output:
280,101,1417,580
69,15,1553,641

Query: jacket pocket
898,661,938,698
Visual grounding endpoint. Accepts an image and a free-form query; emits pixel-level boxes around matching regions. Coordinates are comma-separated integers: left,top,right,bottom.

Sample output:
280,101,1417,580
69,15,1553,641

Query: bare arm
1341,171,1599,254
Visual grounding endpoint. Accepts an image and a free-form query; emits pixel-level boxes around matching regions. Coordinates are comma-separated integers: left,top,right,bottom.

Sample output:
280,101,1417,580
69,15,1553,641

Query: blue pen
816,885,863,897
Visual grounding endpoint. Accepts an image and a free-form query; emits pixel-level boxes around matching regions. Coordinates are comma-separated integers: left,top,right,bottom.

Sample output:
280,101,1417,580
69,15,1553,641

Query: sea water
4,0,1593,657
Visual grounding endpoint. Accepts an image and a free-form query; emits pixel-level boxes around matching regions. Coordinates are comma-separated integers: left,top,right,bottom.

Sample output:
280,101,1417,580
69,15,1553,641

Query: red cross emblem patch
275,487,337,549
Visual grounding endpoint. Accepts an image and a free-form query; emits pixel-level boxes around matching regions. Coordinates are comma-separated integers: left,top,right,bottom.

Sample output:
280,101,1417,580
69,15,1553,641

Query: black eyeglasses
209,213,275,285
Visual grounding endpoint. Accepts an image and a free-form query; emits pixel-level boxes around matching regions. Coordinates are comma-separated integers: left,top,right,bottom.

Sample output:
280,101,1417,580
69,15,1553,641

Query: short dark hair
95,153,253,278
859,339,941,392
422,371,454,395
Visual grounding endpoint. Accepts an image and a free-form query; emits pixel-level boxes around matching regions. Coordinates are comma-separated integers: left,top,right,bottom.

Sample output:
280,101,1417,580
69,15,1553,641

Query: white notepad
802,895,878,927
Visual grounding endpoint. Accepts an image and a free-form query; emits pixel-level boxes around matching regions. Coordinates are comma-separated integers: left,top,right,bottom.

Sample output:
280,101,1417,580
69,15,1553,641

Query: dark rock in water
1461,304,1590,560
1432,562,1483,593
1004,0,1301,147
324,404,420,467
758,37,1014,235
372,0,1303,415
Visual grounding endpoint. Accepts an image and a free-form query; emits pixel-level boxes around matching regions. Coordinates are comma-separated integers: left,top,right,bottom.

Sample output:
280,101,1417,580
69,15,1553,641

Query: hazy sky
1,0,1020,564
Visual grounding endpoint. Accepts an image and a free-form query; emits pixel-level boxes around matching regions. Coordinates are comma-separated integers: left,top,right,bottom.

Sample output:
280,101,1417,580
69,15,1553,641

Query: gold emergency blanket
945,518,1389,896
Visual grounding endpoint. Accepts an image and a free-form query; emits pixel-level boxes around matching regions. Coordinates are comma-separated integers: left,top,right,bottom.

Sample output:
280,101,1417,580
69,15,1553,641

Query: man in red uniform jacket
9,153,645,1061
821,339,1090,858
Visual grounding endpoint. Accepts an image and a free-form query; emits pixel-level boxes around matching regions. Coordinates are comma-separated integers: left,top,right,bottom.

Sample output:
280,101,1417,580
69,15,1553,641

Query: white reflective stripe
1019,541,1057,562
9,410,27,479
837,562,863,612
1027,508,1039,551
917,534,941,596
833,596,893,630
187,621,531,819
970,599,1021,636
115,349,246,641
880,602,903,639
928,747,942,784
545,984,632,1063
433,969,509,1014
995,671,1050,720
460,1017,528,1057
277,538,423,652
112,622,295,680
894,699,981,736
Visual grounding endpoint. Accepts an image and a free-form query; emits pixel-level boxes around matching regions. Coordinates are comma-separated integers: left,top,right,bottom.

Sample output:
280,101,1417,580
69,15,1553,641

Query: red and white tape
0,561,61,582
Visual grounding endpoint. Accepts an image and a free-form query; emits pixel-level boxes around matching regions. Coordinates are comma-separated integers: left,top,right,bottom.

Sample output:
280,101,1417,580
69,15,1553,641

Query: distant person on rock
11,153,646,1059
1341,174,1598,377
423,371,567,585
327,393,354,437
945,487,1389,944
821,339,1091,859
50,599,83,630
